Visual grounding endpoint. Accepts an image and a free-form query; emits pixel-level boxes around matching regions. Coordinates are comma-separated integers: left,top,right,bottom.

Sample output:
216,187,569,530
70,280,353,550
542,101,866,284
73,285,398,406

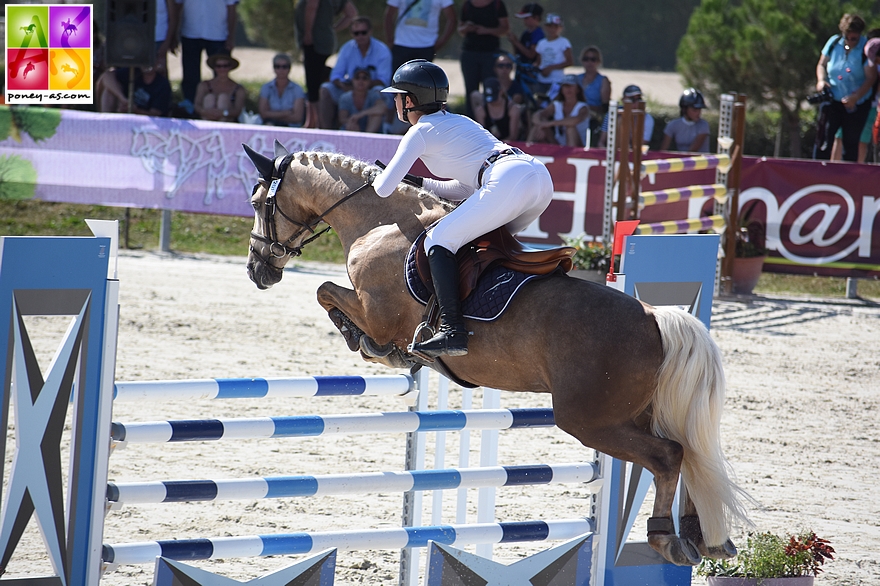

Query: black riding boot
411,246,469,358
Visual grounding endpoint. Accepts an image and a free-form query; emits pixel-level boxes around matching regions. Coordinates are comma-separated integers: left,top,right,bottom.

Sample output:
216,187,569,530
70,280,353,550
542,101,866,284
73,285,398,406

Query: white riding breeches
424,154,554,254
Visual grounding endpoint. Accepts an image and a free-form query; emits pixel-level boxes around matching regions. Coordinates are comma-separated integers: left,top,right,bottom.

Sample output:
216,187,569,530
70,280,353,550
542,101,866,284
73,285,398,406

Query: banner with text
2,107,879,277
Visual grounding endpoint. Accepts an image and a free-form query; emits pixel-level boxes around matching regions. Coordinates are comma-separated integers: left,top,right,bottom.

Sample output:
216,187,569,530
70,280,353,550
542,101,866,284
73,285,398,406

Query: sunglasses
352,30,369,36
214,62,232,68
274,63,290,69
582,56,598,62
495,63,513,69
354,75,371,81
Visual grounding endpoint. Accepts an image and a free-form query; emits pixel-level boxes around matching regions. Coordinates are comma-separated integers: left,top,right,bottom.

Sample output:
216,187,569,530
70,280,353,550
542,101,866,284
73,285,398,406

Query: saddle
414,227,576,300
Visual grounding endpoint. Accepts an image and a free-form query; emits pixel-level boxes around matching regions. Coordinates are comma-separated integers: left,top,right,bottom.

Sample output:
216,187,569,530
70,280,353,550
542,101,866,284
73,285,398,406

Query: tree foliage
677,0,879,156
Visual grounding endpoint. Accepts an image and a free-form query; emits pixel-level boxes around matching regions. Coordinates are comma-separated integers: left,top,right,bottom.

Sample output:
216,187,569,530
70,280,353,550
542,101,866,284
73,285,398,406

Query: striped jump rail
112,374,414,402
102,518,594,566
106,462,599,505
110,407,555,444
641,153,731,176
635,215,726,235
639,183,727,208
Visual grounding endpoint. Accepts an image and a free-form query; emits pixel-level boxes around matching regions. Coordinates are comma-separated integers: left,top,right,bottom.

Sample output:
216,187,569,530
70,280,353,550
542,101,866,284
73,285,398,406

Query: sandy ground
167,47,685,106
6,250,880,585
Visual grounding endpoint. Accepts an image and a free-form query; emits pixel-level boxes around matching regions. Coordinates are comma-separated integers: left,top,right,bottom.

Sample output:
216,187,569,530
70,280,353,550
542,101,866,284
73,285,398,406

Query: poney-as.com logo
6,4,93,105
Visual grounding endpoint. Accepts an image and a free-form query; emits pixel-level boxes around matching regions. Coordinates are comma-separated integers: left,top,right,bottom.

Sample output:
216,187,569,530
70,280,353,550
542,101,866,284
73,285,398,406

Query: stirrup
410,328,469,358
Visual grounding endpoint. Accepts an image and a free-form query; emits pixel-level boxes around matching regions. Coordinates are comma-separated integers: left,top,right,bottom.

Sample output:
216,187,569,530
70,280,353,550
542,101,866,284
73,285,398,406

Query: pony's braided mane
292,151,455,212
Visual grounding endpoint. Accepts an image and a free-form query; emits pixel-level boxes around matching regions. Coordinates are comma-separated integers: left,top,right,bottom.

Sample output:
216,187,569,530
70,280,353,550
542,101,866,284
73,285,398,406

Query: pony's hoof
648,534,702,566
700,539,737,560
359,335,394,358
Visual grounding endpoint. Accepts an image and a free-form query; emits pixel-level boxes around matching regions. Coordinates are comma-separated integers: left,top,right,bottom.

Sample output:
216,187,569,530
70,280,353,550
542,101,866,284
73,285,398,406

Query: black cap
515,3,543,18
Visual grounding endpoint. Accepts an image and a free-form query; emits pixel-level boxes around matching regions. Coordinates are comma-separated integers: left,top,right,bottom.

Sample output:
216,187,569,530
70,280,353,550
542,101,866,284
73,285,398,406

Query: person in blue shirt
815,13,877,161
507,3,544,65
258,53,306,127
319,16,393,129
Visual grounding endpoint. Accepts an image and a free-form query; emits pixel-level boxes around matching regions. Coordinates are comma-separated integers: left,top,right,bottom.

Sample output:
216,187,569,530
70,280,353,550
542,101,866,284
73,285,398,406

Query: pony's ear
243,144,275,181
273,139,290,158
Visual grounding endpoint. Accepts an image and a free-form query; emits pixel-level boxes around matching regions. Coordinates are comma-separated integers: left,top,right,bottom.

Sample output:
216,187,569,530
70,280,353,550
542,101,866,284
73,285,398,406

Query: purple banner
4,108,880,277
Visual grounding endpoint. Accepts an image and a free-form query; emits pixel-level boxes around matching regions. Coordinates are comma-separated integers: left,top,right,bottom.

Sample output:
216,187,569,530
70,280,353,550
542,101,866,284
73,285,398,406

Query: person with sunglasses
258,53,307,127
194,54,246,122
319,16,392,129
575,45,611,146
814,13,877,162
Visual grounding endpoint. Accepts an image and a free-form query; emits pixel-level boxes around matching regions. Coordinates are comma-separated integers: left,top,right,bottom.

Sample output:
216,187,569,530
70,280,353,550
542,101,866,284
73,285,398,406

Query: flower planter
569,269,607,284
732,255,766,295
707,577,814,586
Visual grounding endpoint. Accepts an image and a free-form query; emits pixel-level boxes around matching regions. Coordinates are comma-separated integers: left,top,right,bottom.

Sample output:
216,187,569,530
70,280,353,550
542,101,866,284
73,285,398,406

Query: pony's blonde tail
651,307,751,547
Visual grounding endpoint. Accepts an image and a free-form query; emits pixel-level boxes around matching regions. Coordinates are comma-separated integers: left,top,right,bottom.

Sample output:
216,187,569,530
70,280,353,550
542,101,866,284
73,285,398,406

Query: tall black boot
411,246,469,358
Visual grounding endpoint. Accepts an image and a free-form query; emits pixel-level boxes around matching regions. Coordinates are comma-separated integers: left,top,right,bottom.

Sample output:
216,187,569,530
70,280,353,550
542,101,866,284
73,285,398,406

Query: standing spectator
815,13,877,162
98,66,172,116
528,74,589,146
507,3,543,65
533,13,571,92
598,84,654,148
193,54,246,122
660,88,709,153
295,0,358,128
832,36,880,163
384,0,457,71
458,0,510,118
575,45,611,145
338,67,387,132
156,0,178,75
319,17,392,129
471,77,521,141
258,53,307,127
173,0,239,107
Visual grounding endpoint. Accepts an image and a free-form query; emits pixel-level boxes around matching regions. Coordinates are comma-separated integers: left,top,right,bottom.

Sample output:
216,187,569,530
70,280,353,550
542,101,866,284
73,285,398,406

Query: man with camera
814,13,877,162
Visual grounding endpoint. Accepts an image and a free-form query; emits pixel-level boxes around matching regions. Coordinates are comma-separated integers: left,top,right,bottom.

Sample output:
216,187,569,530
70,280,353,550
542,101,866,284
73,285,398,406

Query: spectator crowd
92,1,880,162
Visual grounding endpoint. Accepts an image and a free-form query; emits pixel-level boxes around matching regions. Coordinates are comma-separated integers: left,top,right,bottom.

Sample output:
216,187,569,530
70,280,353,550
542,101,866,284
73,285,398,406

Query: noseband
249,154,371,269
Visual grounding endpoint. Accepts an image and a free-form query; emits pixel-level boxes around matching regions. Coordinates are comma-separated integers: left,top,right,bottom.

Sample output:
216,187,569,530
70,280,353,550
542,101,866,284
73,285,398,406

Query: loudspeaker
106,0,156,68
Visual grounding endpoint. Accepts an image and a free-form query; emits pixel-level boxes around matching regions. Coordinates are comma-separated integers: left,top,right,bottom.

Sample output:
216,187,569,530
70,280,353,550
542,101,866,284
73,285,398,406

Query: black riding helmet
679,88,706,110
381,59,449,113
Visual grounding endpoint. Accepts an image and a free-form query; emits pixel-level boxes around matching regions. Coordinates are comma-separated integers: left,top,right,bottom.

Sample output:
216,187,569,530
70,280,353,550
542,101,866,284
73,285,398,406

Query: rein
250,154,371,266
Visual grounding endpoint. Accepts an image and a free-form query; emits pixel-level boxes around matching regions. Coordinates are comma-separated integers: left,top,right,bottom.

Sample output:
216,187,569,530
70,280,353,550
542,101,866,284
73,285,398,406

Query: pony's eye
251,201,260,211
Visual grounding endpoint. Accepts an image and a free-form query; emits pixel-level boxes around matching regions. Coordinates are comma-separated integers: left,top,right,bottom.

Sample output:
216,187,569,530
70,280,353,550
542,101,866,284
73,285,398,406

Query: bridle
249,153,371,270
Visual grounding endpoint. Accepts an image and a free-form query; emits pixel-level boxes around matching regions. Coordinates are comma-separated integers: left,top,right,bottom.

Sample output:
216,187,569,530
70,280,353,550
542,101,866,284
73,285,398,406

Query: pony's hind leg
553,410,702,566
680,491,737,559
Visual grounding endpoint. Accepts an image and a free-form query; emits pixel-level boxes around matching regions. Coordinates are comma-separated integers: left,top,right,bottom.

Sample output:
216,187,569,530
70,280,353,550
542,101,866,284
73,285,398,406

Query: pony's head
243,142,378,289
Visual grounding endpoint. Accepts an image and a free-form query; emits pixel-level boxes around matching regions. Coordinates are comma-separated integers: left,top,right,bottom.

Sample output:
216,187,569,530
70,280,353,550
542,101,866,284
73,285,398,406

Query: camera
806,86,833,105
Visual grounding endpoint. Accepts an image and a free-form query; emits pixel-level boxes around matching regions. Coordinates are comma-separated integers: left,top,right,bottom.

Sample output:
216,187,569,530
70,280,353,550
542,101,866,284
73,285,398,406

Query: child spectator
533,13,572,94
508,3,544,65
597,85,654,148
661,88,710,152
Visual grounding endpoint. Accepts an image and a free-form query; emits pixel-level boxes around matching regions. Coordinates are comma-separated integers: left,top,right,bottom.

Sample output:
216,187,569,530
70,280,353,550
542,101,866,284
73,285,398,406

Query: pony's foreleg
317,281,397,357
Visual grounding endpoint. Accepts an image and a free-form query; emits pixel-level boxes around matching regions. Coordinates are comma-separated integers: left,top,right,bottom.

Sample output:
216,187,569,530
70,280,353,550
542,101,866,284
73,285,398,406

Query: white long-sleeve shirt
373,110,506,200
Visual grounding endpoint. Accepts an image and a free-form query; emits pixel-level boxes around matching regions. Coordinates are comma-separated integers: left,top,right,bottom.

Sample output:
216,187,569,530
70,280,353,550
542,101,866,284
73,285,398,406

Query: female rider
372,59,554,358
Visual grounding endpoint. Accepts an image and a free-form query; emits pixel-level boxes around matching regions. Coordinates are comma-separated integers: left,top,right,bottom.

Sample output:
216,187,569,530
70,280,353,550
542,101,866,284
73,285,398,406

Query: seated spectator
660,88,709,152
528,74,589,146
491,53,528,105
471,77,521,142
338,67,387,132
597,84,655,148
194,54,246,122
97,66,172,116
319,16,392,129
259,53,306,127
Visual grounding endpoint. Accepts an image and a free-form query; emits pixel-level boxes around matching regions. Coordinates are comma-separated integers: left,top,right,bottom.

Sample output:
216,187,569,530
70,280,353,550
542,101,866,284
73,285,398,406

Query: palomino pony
243,144,749,567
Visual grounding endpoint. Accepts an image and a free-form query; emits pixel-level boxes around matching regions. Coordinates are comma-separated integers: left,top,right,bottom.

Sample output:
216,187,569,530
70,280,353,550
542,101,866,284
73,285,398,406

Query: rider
372,59,554,358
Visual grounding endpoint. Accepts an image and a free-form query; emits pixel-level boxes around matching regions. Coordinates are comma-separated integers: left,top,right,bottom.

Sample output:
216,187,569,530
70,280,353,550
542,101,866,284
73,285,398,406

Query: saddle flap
414,228,576,300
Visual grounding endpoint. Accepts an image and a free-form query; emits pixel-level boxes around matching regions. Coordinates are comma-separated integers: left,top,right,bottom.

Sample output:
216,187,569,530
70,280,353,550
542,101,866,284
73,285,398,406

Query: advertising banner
2,107,879,277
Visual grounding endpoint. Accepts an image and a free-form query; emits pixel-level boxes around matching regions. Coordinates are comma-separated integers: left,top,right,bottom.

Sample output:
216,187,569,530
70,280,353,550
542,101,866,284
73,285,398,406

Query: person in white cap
533,13,572,93
373,60,553,358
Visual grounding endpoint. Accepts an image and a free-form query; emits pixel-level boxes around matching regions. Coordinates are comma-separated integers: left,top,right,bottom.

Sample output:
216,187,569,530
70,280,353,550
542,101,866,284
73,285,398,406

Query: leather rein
249,153,371,269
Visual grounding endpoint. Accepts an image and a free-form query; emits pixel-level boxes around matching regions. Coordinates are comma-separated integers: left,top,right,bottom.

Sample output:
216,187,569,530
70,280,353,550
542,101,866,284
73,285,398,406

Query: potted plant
732,200,768,295
563,235,612,283
696,530,834,586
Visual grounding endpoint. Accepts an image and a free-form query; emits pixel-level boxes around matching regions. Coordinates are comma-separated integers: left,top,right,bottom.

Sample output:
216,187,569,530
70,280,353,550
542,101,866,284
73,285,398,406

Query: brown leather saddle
414,227,576,300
